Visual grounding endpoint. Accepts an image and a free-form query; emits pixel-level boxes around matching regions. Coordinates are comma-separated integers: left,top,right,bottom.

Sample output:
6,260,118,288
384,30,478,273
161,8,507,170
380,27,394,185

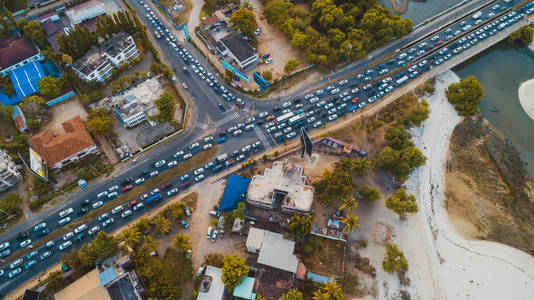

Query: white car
151,188,160,195
58,217,71,226
282,101,291,108
167,160,178,168
63,232,74,240
203,143,212,150
121,210,132,218
338,79,348,86
189,142,200,150
233,129,242,136
112,205,124,214
150,171,159,177
74,224,87,234
59,241,72,250
98,213,109,221
10,258,23,269
58,208,74,218
0,242,9,251
173,150,184,158
133,203,145,211
328,114,338,121
195,174,205,182
34,222,47,232
135,178,145,185
154,160,166,168
183,153,192,160
40,251,51,260
194,168,204,175
108,185,119,192
20,239,32,248
265,58,273,64
88,226,100,235
207,226,213,239
204,136,214,142
8,268,21,278
93,201,103,209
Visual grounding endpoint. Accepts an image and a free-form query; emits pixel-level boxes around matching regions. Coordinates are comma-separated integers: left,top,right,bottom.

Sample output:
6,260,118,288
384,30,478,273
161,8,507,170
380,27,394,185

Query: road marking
196,123,209,129
213,112,239,127
253,126,272,148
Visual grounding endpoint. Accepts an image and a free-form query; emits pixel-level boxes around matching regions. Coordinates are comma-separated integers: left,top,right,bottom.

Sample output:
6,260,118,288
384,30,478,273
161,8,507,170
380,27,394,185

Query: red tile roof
201,15,219,26
32,116,96,166
0,35,40,70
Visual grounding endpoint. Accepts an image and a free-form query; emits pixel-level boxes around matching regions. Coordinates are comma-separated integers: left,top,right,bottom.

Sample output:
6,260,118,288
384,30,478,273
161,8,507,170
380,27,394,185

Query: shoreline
518,78,534,122
401,69,534,299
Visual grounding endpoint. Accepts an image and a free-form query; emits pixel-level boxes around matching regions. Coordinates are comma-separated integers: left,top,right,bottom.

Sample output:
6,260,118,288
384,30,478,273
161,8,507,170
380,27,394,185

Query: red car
122,185,133,192
160,181,172,190
180,181,191,189
434,40,443,46
352,97,359,103
128,200,138,208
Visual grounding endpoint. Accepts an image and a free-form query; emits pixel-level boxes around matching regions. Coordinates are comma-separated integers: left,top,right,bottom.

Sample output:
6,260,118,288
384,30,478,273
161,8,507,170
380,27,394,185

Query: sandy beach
518,78,534,122
396,70,534,299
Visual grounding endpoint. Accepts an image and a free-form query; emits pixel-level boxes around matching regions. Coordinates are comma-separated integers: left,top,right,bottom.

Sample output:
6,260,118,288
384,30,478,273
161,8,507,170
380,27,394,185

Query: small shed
233,276,256,299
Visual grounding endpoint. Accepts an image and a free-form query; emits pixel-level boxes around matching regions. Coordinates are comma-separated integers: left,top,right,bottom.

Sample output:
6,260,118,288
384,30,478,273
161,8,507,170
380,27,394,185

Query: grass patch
1,146,219,266
301,236,345,277
199,4,211,21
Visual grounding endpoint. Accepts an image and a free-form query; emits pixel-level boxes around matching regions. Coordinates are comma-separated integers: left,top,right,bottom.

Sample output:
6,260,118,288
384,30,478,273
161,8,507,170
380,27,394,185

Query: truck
216,153,228,163
145,193,162,205
395,76,409,86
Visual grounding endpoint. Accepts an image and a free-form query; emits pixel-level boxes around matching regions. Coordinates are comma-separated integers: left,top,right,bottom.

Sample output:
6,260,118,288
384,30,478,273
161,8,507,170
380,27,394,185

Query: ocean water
454,43,534,176
379,0,464,25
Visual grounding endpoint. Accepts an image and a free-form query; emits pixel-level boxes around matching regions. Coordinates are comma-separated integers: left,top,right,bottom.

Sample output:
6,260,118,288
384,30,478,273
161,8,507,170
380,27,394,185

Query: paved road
1,0,531,296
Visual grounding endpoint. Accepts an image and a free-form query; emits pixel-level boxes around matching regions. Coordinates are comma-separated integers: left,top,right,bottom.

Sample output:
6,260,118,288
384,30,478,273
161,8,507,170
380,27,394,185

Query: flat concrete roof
54,269,111,300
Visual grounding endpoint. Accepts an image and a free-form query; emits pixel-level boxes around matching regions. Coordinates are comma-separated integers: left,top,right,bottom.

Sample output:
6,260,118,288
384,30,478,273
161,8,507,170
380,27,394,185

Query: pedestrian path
196,122,209,130
253,126,272,149
213,112,239,127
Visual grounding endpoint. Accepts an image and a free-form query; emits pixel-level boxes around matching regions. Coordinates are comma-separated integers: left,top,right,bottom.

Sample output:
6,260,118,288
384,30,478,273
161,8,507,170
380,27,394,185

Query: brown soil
445,116,534,254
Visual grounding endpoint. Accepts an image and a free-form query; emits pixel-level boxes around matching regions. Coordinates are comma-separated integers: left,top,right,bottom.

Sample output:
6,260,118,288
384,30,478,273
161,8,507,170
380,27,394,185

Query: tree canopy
57,24,99,60
0,193,22,215
263,0,411,67
221,254,249,292
358,185,380,202
506,25,534,47
151,92,176,123
385,187,418,217
382,243,408,274
38,76,63,98
281,289,304,300
87,108,114,136
23,21,49,50
375,145,426,182
445,75,484,117
288,214,313,242
284,59,300,73
312,281,343,300
231,8,257,37
313,168,356,206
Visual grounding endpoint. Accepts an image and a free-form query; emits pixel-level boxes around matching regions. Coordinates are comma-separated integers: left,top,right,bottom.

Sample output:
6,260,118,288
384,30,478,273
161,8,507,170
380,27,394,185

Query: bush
506,25,534,46
284,59,300,73
262,70,272,81
445,75,484,117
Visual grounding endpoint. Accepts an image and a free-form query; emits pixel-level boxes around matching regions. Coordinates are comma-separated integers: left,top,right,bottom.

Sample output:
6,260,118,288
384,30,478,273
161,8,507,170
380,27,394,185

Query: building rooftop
106,273,139,300
32,116,96,166
54,269,110,300
247,227,298,273
248,161,314,213
219,174,250,212
197,266,225,300
233,276,255,299
201,15,219,27
73,47,111,76
104,32,135,58
66,0,106,25
219,33,256,62
0,35,40,71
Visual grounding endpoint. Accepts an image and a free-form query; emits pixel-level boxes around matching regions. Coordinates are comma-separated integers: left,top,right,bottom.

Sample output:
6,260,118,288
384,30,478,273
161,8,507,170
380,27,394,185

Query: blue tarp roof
98,267,117,286
10,60,44,98
219,174,250,212
233,276,255,299
307,272,333,284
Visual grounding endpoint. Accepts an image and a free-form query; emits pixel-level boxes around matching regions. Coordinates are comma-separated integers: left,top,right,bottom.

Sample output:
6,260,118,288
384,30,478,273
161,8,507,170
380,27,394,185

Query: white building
216,33,258,71
246,227,298,273
247,161,314,214
0,149,21,193
72,32,139,82
65,0,106,25
197,266,225,300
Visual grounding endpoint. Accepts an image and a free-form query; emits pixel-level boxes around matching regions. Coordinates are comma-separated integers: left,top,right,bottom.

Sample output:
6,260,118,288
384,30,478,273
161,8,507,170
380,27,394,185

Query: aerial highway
0,0,532,295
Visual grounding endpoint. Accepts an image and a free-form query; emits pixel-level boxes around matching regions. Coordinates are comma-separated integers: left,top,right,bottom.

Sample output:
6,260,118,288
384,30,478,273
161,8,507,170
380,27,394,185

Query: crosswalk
213,112,239,127
196,123,208,130
253,126,272,148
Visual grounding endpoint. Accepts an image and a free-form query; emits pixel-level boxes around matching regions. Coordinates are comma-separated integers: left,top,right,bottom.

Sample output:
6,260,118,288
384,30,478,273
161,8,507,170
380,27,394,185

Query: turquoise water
379,0,464,25
454,43,534,176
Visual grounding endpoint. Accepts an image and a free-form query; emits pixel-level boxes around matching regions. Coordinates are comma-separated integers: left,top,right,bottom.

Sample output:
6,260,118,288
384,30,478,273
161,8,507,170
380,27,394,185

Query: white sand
518,78,534,122
394,70,534,299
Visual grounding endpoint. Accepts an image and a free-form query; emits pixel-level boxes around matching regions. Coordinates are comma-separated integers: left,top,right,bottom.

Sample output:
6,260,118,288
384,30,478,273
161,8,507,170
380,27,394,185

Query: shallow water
379,0,464,25
454,43,534,176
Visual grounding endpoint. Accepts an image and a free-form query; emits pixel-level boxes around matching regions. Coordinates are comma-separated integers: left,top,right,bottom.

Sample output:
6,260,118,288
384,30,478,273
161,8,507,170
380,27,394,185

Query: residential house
197,266,225,300
32,116,99,170
0,34,43,76
246,227,299,274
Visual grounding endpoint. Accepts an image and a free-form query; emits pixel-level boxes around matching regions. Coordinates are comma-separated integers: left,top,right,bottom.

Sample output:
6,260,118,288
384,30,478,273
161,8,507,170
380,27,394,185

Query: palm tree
140,234,159,253
312,291,330,300
339,195,358,212
120,227,142,251
334,157,356,173
341,214,360,233
322,282,343,300
172,233,191,253
353,158,371,177
151,215,170,237
135,217,152,234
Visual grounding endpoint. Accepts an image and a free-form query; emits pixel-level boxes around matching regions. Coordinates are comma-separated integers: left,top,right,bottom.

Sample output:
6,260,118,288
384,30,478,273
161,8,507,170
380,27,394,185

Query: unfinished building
247,161,314,214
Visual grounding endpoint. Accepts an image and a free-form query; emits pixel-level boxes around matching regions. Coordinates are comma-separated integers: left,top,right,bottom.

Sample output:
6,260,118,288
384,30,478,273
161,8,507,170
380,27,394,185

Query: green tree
120,227,142,250
353,158,371,177
445,75,484,117
385,188,418,218
23,20,49,50
313,281,343,300
150,62,163,74
313,168,356,206
140,234,159,253
375,146,426,182
506,25,534,47
152,215,171,237
221,254,249,292
32,177,50,196
334,157,356,173
91,231,119,258
339,195,357,212
0,193,22,214
230,8,257,37
87,108,114,136
38,76,63,98
135,217,152,234
358,185,380,202
384,126,413,150
284,59,300,73
172,233,191,253
288,214,313,242
62,54,73,65
281,288,304,300
150,92,176,123
406,99,430,126
75,166,97,180
262,70,272,81
0,101,13,118
340,213,360,233
382,243,408,274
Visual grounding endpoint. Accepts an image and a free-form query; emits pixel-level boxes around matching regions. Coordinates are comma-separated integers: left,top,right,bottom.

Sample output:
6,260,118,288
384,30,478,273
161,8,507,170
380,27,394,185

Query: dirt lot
43,96,88,132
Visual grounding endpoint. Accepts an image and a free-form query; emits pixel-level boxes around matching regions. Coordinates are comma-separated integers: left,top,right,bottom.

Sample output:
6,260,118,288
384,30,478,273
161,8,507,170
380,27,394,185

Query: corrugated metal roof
232,277,255,299
98,267,117,286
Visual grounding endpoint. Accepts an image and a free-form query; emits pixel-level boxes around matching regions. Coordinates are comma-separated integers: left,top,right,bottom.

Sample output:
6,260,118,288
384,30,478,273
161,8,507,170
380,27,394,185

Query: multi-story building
216,33,259,71
72,32,139,82
32,116,100,170
0,149,22,193
0,34,43,76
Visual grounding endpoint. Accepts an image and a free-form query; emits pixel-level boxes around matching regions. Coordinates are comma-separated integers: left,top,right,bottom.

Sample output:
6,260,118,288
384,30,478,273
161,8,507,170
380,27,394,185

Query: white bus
276,112,294,123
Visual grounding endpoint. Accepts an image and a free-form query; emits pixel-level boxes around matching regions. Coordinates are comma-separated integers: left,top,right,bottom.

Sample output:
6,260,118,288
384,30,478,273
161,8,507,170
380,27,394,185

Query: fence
46,91,75,107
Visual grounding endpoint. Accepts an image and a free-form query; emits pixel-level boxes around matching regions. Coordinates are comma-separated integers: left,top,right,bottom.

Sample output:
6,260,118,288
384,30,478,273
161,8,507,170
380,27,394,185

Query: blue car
217,136,227,143
37,229,49,237
180,220,189,229
349,105,358,112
